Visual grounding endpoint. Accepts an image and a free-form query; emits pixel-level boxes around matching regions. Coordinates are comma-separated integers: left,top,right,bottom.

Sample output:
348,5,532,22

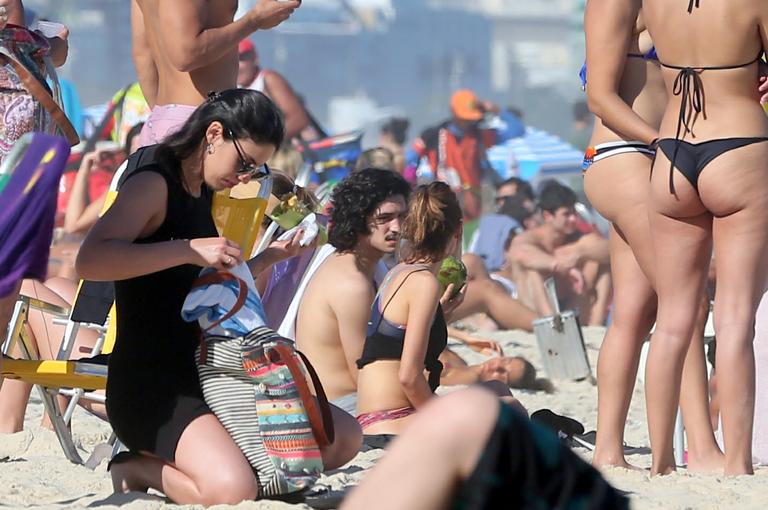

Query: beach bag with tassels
190,271,335,497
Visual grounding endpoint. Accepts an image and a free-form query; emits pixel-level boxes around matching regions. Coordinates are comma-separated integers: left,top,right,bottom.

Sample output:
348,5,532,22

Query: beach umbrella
487,127,584,183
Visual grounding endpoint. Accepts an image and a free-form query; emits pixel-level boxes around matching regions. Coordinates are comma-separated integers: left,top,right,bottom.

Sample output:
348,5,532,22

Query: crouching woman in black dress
77,89,362,505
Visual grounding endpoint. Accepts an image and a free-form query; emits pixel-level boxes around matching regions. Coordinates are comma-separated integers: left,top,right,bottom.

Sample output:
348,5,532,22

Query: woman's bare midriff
356,361,417,417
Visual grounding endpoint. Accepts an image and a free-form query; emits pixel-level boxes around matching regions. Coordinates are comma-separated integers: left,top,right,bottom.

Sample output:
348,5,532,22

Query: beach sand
1,326,765,509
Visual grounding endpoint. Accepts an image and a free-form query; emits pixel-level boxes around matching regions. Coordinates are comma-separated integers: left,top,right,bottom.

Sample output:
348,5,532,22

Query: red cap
238,39,255,55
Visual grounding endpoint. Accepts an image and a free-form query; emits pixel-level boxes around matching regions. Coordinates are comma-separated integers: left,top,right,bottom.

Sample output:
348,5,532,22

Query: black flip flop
531,409,585,438
272,485,346,509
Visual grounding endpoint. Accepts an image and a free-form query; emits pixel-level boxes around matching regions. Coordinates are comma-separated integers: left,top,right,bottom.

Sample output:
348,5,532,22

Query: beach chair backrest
0,133,70,298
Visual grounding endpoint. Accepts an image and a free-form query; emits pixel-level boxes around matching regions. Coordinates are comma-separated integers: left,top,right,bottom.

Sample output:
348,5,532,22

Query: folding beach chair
1,284,115,467
2,142,272,467
0,132,115,466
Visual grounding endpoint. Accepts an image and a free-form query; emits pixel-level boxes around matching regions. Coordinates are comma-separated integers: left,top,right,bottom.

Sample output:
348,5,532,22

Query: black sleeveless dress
106,154,217,462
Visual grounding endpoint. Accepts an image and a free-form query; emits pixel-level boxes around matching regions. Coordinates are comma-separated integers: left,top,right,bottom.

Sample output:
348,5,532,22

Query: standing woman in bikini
582,0,722,471
642,0,768,476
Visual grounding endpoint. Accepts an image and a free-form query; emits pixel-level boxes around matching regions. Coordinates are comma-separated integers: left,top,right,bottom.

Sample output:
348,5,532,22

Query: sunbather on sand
75,90,359,505
342,386,629,510
355,182,524,440
508,180,611,325
295,168,412,414
294,170,535,418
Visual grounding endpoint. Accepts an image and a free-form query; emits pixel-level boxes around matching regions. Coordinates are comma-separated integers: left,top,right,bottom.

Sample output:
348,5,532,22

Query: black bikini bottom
657,137,768,191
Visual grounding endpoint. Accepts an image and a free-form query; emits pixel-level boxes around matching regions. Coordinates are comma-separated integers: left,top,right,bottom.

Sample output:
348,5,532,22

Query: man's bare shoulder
511,227,542,248
308,253,374,299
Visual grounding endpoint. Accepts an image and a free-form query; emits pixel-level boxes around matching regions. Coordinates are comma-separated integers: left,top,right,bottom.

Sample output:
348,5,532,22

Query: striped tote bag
192,273,334,497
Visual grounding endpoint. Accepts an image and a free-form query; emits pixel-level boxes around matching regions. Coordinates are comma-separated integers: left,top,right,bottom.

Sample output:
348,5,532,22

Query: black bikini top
657,0,764,192
356,266,447,392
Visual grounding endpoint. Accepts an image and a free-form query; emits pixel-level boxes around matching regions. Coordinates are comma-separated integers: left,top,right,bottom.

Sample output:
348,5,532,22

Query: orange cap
450,89,483,121
238,39,255,55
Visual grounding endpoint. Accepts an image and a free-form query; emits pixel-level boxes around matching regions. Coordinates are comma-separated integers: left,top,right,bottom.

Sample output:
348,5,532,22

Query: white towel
277,243,337,340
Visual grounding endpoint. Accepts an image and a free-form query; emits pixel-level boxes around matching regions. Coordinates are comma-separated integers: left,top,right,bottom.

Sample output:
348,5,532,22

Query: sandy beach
1,326,765,510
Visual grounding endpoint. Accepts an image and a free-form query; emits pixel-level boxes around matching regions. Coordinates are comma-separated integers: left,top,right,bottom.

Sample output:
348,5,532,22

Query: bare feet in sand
592,453,645,472
685,449,725,474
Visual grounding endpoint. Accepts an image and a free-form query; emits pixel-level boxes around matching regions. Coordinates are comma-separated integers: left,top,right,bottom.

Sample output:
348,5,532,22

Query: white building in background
427,0,585,102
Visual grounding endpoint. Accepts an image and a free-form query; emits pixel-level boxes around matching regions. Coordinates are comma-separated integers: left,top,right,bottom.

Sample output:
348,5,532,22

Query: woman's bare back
644,0,768,140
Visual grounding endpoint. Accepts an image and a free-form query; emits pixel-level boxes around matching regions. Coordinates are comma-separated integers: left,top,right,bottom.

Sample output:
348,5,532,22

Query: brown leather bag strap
271,343,335,447
0,46,79,146
191,271,249,333
296,349,335,444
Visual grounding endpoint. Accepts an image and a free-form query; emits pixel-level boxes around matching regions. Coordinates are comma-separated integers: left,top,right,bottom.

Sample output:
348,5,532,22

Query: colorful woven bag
192,272,334,497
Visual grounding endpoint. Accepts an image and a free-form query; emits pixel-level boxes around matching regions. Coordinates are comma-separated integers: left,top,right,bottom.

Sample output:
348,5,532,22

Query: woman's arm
63,151,109,234
399,274,441,409
584,0,658,144
76,172,241,281
246,228,311,276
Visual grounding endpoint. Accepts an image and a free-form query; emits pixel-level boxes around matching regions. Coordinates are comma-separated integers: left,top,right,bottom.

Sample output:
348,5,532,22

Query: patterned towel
181,262,266,336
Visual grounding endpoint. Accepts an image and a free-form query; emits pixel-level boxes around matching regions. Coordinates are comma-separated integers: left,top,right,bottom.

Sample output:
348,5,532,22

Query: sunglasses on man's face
229,131,270,179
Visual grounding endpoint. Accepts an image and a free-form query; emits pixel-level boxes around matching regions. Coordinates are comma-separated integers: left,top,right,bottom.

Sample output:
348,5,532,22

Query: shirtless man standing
508,180,611,325
295,169,412,414
130,0,299,146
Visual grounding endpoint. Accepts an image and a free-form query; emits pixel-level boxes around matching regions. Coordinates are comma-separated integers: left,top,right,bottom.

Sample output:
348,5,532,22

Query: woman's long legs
645,210,712,475
710,206,768,475
0,278,102,432
592,224,656,469
679,294,723,472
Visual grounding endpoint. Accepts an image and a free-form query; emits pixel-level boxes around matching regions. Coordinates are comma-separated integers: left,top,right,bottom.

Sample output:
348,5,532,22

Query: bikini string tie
668,67,703,193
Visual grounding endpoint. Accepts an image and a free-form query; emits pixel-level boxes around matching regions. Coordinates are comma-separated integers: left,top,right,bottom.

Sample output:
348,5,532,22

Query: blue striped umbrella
488,127,584,182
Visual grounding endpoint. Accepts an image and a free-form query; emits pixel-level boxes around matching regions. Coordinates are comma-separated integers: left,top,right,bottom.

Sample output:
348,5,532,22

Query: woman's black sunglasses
229,130,270,179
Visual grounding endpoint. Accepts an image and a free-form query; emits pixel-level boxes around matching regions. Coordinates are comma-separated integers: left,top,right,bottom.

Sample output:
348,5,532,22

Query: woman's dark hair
124,122,144,157
381,117,410,145
402,181,462,262
329,168,411,253
156,89,284,177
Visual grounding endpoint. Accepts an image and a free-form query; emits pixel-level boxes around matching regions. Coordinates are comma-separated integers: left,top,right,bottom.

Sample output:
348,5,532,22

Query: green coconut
438,256,467,297
269,193,311,230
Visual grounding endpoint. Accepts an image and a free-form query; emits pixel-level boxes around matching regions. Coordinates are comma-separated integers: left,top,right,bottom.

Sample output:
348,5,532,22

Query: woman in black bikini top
643,0,768,476
354,181,463,436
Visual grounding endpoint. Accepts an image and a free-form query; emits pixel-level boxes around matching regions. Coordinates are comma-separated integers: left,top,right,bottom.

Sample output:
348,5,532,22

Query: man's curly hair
329,168,411,252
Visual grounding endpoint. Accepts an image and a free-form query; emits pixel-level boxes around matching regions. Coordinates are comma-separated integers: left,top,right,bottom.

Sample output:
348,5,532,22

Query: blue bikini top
580,47,659,89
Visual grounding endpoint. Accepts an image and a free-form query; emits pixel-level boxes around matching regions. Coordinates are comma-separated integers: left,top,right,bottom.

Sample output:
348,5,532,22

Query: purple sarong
0,133,70,297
